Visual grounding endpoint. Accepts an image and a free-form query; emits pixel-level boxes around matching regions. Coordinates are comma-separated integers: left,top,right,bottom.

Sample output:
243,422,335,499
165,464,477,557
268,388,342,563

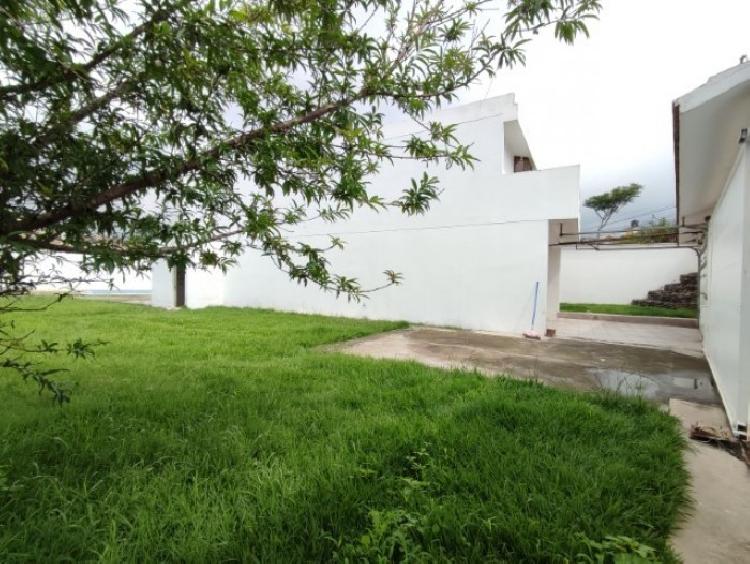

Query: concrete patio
332,324,717,405
555,317,703,357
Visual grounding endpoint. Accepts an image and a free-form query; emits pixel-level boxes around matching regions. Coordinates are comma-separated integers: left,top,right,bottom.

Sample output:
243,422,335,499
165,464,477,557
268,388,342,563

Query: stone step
648,286,696,295
632,272,699,310
647,290,697,302
644,300,698,309
632,299,697,309
680,272,699,285
664,282,697,292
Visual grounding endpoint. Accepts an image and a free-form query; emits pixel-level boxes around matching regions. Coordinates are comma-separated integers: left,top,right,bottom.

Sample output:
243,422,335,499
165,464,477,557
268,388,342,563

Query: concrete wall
183,160,579,335
34,255,151,293
152,95,580,335
560,245,697,305
185,268,225,309
151,260,175,308
194,161,578,333
222,220,551,334
700,144,749,433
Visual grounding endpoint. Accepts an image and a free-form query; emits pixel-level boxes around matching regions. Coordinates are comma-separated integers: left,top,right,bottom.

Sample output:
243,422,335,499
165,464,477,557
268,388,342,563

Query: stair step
633,272,699,310
663,282,696,292
632,299,697,309
680,272,699,284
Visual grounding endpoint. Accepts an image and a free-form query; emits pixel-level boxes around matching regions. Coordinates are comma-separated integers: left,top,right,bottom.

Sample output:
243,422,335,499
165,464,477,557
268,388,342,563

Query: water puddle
587,368,715,402
589,369,660,398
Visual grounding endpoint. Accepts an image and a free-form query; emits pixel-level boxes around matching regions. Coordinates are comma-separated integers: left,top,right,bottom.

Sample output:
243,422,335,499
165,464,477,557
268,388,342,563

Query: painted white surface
559,245,697,305
152,95,580,335
700,145,749,432
742,146,750,431
34,255,151,293
676,62,750,223
223,219,551,334
503,120,534,174
185,268,224,309
675,64,750,434
150,260,174,308
546,244,561,328
219,165,581,335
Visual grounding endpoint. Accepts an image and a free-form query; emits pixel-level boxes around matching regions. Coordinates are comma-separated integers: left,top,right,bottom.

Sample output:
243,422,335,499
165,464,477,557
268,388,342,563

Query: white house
674,62,750,438
152,94,580,336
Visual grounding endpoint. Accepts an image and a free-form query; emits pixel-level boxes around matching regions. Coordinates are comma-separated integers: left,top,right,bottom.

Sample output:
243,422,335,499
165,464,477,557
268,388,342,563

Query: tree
584,183,643,236
0,0,601,401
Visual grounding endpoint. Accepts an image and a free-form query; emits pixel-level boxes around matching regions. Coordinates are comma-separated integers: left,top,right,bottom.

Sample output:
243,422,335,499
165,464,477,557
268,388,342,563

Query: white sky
461,0,750,231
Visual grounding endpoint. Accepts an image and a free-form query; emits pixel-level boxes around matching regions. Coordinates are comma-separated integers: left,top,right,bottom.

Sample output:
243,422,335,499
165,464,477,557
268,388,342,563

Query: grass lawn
561,302,698,319
1,299,688,562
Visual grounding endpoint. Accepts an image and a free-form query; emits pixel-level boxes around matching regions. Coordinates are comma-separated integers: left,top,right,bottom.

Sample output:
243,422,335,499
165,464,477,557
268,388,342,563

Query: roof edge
672,101,681,222
676,62,750,113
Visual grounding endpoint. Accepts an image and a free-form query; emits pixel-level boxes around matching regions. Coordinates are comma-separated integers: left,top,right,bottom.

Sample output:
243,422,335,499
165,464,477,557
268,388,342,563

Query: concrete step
559,311,698,327
633,272,699,309
632,299,697,309
681,272,699,285
664,282,697,292
646,290,697,303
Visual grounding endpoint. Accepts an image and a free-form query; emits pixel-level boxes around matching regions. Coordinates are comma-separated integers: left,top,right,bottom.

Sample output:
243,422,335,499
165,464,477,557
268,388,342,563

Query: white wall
201,161,578,335
742,145,750,433
34,254,151,293
560,245,697,305
152,95,580,335
546,243,561,328
185,268,224,309
700,144,749,433
151,260,175,308
222,219,550,334
503,145,514,175
151,261,225,308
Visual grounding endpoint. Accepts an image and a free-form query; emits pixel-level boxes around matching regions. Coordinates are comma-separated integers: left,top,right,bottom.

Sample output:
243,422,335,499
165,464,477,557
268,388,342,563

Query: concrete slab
670,398,731,434
669,400,750,564
554,317,704,357
558,311,698,328
332,327,718,406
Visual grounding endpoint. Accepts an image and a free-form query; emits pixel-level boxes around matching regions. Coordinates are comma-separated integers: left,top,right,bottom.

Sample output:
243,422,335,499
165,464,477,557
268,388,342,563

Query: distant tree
584,183,643,236
0,0,602,402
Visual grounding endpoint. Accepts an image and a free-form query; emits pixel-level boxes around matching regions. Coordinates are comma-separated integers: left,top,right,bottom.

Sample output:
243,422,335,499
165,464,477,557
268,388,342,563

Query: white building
674,62,750,437
153,94,580,336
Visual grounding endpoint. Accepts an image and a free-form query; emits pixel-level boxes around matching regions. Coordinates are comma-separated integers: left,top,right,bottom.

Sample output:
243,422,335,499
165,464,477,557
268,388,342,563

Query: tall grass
0,299,688,562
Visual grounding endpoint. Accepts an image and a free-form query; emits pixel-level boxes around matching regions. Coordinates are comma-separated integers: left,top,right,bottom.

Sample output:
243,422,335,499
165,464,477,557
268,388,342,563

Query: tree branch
31,79,136,148
5,91,368,237
0,9,170,100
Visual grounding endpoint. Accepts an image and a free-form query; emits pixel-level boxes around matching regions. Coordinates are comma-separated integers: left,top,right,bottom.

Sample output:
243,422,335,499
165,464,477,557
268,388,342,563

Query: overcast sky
460,0,750,231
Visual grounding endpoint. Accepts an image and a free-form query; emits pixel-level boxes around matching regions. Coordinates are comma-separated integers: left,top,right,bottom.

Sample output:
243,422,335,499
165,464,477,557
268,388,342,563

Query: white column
546,245,561,333
151,260,176,308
